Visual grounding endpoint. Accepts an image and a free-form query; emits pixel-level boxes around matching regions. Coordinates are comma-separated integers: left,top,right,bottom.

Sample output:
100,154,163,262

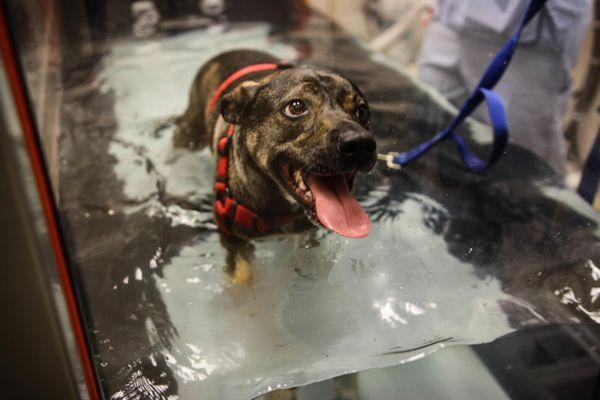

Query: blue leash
577,128,600,204
388,0,547,172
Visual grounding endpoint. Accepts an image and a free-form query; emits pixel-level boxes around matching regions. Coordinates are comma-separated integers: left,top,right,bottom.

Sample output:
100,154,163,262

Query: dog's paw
231,253,253,285
263,389,296,400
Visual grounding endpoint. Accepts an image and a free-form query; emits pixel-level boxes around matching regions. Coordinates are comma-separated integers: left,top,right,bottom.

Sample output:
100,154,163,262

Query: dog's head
220,67,377,238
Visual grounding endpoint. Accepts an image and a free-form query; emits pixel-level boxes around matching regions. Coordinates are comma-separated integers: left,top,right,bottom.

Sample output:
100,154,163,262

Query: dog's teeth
294,169,303,185
298,178,307,192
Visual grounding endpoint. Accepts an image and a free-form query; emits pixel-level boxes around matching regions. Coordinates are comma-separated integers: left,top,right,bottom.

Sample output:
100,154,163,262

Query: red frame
0,3,101,399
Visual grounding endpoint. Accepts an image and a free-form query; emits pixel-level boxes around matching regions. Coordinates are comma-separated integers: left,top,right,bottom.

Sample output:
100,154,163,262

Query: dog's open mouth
281,164,371,238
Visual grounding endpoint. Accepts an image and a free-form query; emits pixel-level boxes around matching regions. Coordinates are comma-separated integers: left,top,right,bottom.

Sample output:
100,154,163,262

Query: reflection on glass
3,1,600,399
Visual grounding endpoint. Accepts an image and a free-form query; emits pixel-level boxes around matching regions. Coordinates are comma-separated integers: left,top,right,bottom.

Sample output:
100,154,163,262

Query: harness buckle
377,152,403,170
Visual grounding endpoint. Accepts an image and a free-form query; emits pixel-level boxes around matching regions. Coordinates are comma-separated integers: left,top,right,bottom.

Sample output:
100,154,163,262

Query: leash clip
377,152,402,170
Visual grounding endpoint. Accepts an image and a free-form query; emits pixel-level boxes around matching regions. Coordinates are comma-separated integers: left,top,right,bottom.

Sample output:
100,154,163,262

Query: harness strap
210,63,301,236
208,63,281,112
391,0,547,172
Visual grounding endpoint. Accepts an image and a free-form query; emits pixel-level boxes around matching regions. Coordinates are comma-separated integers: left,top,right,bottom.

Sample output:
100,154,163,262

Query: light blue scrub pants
419,21,573,175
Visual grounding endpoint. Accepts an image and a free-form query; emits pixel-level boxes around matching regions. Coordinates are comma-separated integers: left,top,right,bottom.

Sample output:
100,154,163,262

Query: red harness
209,63,300,236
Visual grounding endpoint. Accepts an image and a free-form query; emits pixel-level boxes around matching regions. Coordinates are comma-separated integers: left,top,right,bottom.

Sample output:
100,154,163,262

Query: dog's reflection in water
175,49,377,285
262,374,359,400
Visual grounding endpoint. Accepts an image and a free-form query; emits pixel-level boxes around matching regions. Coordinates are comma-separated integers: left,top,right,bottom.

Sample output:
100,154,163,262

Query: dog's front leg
263,389,297,400
334,373,359,400
220,235,255,285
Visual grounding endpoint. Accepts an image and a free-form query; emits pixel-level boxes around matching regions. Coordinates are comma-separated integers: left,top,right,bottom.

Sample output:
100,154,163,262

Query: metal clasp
377,152,403,170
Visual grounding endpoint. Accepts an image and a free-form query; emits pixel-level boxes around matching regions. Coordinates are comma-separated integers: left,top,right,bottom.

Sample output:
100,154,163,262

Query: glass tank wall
2,1,600,399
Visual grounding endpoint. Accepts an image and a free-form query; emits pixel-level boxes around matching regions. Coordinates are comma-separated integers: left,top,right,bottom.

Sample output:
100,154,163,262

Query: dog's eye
355,105,370,126
284,99,309,118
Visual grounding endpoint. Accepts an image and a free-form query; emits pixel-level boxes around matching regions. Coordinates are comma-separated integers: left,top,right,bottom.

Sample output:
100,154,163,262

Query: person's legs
418,21,470,107
457,35,570,174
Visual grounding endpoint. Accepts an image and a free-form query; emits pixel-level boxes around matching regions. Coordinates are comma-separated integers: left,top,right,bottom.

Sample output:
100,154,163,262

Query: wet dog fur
174,50,376,285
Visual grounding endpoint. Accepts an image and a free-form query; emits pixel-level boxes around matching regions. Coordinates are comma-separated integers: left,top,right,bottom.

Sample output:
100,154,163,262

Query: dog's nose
338,130,377,168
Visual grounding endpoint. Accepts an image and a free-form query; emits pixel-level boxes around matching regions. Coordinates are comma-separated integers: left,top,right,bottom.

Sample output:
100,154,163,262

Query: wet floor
54,9,600,400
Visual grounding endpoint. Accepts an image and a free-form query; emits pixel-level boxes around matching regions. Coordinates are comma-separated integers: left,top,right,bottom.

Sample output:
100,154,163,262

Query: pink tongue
307,175,371,238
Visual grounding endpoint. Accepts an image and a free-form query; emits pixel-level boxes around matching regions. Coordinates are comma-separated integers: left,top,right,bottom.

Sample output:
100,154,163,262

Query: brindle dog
174,50,376,285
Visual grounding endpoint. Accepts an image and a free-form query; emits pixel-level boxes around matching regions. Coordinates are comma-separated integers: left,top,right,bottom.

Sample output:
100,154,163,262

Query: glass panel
4,0,600,399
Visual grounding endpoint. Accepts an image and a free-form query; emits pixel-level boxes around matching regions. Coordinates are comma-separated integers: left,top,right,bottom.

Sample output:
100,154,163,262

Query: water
56,14,600,400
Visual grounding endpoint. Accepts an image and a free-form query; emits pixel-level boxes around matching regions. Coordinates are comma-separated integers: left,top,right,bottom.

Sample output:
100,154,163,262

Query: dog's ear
220,81,259,124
